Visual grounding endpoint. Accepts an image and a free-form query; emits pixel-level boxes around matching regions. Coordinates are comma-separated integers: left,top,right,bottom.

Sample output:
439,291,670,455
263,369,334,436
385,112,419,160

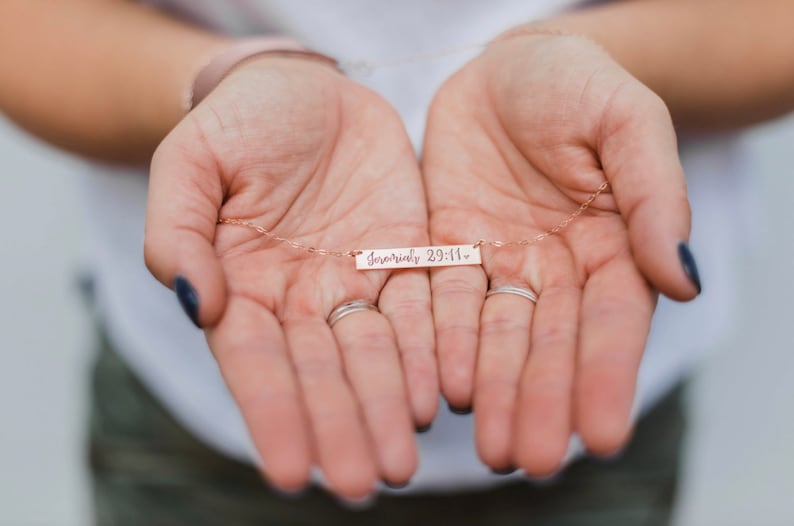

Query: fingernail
174,275,201,328
490,466,517,475
416,422,432,434
336,493,377,509
591,445,627,462
526,467,564,485
271,485,309,500
383,479,410,490
678,242,702,294
447,403,472,415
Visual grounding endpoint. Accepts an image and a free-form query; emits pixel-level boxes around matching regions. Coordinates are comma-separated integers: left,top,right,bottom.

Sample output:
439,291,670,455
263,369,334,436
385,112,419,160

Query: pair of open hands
144,34,697,499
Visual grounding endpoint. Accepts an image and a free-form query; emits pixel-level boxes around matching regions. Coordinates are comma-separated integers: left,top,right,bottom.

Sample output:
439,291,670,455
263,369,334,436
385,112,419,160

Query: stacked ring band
485,285,538,303
327,300,379,327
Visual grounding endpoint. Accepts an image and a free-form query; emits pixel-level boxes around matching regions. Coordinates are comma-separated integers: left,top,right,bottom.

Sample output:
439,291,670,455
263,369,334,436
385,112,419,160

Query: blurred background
1,112,793,526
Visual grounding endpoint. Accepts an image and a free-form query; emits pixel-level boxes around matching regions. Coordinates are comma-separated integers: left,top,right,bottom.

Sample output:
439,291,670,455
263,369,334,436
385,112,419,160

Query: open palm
423,35,699,475
145,58,436,498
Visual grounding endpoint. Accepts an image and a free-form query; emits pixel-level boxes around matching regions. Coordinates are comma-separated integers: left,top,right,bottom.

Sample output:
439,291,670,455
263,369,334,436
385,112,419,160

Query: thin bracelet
185,37,340,112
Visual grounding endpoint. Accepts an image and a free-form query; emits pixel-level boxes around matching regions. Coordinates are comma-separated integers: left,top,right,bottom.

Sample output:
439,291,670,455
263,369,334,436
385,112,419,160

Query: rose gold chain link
218,182,609,259
339,42,484,75
472,181,609,249
217,217,363,258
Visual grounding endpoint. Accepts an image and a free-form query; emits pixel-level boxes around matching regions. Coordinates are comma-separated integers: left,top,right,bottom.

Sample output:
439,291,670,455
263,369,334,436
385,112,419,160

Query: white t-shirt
80,0,755,492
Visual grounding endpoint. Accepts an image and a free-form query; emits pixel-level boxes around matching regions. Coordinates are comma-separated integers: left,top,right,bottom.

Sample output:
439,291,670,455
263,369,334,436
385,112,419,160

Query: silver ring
327,300,379,328
485,285,538,304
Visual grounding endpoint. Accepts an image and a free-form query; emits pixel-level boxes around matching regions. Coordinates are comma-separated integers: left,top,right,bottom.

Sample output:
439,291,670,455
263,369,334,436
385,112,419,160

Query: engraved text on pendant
355,245,482,270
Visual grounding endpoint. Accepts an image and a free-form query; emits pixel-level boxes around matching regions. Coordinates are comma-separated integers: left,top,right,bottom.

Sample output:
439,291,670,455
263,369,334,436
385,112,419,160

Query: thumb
600,85,701,301
144,126,228,328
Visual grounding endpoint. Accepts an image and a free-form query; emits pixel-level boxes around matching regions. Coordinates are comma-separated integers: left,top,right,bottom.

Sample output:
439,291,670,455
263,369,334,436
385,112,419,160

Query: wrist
489,21,607,57
185,37,339,112
507,9,661,97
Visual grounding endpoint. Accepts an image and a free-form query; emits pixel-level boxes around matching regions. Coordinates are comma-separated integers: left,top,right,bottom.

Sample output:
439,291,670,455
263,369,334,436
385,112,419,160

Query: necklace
218,181,608,271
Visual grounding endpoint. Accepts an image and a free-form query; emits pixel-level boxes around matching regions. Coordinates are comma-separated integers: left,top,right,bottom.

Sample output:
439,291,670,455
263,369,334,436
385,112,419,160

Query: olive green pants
89,337,684,525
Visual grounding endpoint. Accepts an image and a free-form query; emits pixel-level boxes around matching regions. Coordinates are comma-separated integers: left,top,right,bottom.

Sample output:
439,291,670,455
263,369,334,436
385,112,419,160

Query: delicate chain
339,28,585,75
217,218,364,258
339,42,485,75
473,181,609,249
217,182,609,259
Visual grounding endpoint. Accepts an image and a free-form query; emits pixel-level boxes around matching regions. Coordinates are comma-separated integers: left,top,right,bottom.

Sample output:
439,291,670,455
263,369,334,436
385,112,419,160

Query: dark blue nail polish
677,242,702,294
174,275,201,328
490,466,517,475
447,403,472,415
416,423,432,434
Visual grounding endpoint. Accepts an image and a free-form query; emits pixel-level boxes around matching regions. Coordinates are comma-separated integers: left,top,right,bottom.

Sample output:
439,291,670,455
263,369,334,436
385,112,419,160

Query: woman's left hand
422,33,700,475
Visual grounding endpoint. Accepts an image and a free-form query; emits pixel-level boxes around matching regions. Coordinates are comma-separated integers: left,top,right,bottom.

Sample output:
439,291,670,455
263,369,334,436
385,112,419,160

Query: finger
206,296,311,492
333,310,417,486
599,84,700,301
514,284,580,477
430,265,488,411
575,256,655,456
474,292,534,471
145,127,227,327
379,270,438,429
283,316,378,499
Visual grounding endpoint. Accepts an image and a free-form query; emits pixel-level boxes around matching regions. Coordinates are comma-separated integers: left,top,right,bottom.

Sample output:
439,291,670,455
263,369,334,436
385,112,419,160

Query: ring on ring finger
327,300,379,328
485,285,538,303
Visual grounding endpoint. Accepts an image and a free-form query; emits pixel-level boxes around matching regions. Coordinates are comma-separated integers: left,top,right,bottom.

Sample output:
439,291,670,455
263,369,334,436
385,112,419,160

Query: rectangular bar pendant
355,245,482,270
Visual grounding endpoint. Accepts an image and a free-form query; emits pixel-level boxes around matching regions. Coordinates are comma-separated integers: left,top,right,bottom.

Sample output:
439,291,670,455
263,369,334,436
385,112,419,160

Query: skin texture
0,0,229,162
3,0,794,502
535,0,794,130
4,0,794,160
145,58,437,498
423,35,697,475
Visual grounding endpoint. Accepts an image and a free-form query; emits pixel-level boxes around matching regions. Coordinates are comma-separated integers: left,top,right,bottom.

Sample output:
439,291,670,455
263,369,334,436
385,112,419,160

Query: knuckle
382,296,431,320
480,314,530,337
435,322,478,339
293,357,341,385
431,276,483,297
532,324,576,349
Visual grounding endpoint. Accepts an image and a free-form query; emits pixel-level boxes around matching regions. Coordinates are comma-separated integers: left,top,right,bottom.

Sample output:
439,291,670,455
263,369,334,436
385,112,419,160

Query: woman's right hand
144,57,437,499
